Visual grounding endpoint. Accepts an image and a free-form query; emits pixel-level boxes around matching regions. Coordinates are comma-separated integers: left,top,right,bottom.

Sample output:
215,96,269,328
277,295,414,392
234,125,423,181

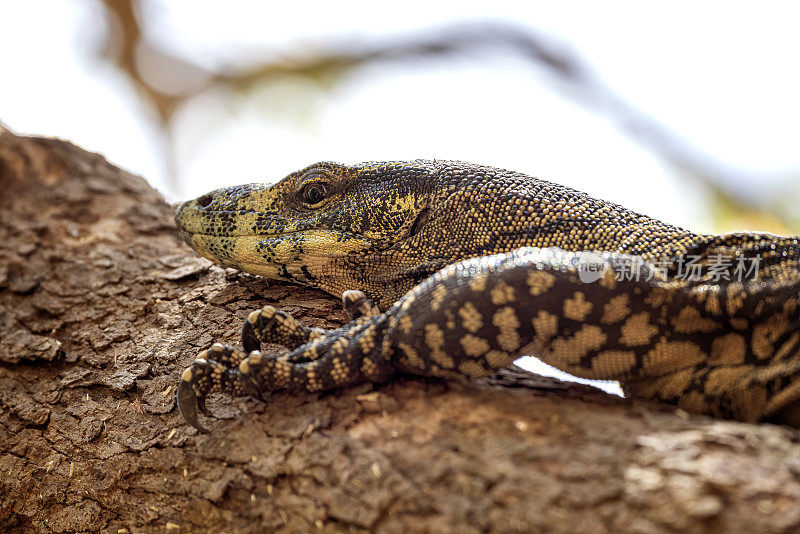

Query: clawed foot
177,291,385,432
176,343,257,433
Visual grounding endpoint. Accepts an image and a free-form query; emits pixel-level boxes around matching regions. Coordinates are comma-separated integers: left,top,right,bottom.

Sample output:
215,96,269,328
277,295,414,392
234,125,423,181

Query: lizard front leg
177,292,390,432
177,318,394,433
178,303,331,430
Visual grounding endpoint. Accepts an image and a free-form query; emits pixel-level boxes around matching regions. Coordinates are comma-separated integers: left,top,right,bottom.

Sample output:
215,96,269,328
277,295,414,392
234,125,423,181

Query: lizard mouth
178,213,376,285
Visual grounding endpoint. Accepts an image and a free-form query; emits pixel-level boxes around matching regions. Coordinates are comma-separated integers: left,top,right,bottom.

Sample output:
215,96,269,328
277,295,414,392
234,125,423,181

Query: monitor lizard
173,160,800,432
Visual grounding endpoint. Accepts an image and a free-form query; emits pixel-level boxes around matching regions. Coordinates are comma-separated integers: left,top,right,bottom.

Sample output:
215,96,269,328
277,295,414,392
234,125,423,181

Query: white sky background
2,0,799,395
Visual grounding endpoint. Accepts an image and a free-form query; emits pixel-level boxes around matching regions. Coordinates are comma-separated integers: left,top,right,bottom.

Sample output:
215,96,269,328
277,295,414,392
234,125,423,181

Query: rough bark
0,127,799,533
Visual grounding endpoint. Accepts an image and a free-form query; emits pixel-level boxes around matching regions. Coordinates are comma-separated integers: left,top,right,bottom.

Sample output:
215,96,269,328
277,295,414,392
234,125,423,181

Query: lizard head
175,161,434,301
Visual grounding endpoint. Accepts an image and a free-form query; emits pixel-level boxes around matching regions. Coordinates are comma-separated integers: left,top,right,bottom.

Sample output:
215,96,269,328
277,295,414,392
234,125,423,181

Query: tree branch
1,129,798,532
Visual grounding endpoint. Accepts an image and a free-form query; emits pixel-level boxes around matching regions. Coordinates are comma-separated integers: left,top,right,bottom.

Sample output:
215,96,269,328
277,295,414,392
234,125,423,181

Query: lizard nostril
196,193,213,208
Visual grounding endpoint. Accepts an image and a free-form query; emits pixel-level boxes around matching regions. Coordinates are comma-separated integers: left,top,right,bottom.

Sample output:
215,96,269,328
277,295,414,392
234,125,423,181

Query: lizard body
174,161,800,432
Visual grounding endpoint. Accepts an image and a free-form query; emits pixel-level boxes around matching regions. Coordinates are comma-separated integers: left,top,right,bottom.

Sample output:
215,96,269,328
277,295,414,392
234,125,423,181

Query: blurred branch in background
100,0,798,232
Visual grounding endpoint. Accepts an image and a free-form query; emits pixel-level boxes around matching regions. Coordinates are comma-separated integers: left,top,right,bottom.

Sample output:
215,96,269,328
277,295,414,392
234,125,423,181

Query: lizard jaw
181,229,376,289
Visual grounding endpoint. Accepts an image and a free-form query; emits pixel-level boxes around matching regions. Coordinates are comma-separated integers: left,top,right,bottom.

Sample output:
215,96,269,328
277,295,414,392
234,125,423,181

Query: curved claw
241,320,260,354
177,371,210,434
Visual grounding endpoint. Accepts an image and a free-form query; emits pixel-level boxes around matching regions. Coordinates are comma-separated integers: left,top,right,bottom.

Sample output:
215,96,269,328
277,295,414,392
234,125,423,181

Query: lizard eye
300,182,329,206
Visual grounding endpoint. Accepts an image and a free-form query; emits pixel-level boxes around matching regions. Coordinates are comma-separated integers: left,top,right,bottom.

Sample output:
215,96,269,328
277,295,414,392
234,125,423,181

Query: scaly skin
174,160,800,432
